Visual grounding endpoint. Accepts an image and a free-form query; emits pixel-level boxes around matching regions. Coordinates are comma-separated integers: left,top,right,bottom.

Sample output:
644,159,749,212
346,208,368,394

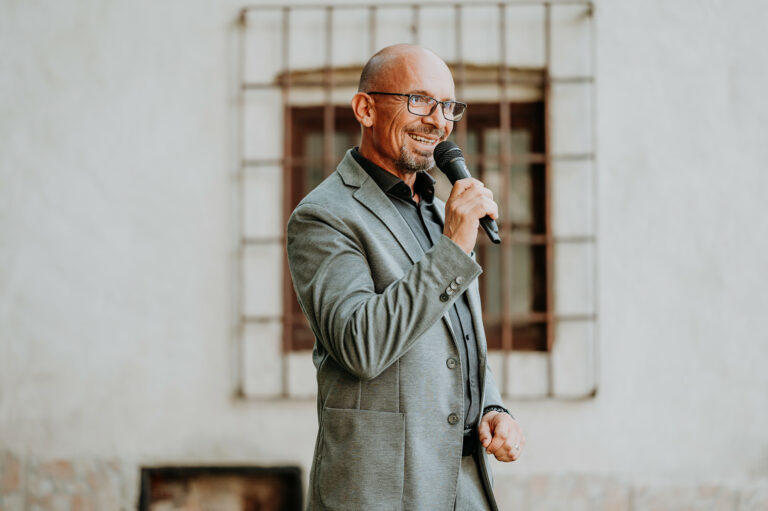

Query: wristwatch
483,405,514,419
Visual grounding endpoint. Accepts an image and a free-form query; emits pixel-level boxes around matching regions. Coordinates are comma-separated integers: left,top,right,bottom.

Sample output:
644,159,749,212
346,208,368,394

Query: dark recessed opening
138,466,302,511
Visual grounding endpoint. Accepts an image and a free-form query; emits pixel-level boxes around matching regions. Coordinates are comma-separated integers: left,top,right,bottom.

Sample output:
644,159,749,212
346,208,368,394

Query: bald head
358,44,452,93
351,44,456,177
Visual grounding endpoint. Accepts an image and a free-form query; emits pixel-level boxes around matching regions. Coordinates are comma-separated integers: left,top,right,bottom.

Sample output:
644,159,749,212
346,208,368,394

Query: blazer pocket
317,407,405,510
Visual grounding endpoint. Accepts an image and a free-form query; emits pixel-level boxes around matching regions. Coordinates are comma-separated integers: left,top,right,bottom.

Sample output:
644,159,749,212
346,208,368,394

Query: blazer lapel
337,151,423,265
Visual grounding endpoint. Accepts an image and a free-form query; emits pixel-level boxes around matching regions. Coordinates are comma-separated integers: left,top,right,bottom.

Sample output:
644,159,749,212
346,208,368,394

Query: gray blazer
287,150,506,511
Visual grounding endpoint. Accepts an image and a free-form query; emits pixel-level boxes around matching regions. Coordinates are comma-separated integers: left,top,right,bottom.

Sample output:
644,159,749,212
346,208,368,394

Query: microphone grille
433,140,463,168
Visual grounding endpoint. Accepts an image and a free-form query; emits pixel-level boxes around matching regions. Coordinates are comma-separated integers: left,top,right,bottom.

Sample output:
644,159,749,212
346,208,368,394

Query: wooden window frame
285,101,550,352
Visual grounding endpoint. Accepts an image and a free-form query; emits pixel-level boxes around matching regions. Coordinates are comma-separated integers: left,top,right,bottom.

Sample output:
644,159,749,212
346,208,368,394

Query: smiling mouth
408,133,439,145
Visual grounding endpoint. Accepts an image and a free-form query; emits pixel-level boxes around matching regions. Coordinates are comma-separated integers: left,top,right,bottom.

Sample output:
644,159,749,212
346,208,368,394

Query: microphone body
434,141,501,244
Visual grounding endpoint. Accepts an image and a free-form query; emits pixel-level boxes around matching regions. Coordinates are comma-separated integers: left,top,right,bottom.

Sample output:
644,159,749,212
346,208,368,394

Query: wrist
483,405,513,420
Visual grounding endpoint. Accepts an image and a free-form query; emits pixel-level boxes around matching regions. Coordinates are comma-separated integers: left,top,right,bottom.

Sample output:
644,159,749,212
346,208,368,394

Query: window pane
304,132,325,193
508,130,534,230
511,244,548,315
303,131,359,196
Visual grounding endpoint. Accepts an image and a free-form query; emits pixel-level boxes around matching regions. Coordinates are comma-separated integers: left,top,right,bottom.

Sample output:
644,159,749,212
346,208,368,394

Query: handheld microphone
433,140,501,244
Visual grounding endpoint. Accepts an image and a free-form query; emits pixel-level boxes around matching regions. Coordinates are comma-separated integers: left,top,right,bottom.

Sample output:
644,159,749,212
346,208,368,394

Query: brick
27,494,52,511
633,484,738,511
85,470,106,492
71,495,96,511
1,452,22,493
0,494,26,511
40,462,75,483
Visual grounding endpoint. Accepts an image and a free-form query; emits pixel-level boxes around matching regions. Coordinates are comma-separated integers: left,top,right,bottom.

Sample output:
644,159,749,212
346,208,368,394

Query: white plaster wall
0,0,317,472
1,0,767,506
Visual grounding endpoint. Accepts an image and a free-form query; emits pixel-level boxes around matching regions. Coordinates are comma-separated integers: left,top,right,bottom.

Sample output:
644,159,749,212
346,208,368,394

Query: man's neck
358,144,419,200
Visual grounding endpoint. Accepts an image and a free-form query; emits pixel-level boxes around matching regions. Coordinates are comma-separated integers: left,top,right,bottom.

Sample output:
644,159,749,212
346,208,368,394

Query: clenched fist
443,178,498,254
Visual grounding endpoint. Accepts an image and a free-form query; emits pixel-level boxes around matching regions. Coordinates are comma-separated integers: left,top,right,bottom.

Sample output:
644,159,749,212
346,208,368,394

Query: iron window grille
237,1,597,400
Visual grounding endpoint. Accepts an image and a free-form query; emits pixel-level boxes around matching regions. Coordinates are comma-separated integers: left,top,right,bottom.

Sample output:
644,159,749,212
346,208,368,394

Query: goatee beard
394,144,435,173
395,140,435,174
394,126,446,173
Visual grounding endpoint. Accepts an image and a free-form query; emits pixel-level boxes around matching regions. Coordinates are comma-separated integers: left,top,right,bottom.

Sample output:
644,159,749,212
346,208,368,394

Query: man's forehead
377,52,455,97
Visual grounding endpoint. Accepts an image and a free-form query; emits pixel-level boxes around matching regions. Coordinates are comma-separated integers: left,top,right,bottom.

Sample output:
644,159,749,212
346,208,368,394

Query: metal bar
242,75,592,90
454,4,467,150
323,6,335,177
551,152,594,161
242,152,594,169
483,312,597,324
369,5,377,55
543,1,554,396
242,158,284,167
236,9,248,398
588,1,600,397
238,390,598,403
477,235,594,246
549,76,594,84
280,6,292,398
497,2,513,394
468,152,593,165
242,237,285,245
242,1,593,13
505,234,595,244
242,83,283,90
411,5,420,44
243,316,283,323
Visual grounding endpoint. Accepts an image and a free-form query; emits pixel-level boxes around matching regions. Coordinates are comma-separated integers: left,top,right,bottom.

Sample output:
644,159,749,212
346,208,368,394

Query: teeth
409,134,436,145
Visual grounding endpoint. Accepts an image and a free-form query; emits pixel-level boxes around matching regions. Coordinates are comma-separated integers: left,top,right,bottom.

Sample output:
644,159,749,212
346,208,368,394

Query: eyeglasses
365,92,467,122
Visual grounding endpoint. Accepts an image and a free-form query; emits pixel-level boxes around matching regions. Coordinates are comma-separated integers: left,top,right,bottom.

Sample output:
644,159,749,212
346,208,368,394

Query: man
287,44,525,510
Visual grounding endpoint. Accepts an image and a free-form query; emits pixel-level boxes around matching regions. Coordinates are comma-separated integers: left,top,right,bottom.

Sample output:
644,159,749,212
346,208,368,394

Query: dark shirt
351,148,482,429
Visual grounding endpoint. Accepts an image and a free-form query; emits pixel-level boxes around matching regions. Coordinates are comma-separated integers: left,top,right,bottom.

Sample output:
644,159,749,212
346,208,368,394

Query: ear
351,92,374,128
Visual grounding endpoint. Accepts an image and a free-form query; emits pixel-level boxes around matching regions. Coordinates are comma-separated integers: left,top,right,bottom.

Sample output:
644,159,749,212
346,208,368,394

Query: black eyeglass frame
364,91,467,121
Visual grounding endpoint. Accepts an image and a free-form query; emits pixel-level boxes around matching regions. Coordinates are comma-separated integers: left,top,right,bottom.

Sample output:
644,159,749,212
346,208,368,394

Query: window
239,1,597,399
286,99,549,352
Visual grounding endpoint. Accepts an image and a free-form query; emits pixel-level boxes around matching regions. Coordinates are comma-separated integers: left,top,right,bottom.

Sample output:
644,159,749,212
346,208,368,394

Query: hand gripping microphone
433,140,501,244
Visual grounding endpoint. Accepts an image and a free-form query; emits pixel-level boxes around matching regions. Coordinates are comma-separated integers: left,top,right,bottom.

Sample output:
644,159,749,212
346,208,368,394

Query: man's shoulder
291,150,369,214
293,171,354,212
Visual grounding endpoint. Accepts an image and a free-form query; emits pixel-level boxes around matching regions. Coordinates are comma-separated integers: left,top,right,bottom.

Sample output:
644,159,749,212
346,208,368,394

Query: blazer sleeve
287,201,482,381
482,363,511,417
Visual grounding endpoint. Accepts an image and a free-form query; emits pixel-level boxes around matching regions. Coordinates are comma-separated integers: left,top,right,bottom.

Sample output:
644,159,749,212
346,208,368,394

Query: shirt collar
351,147,436,204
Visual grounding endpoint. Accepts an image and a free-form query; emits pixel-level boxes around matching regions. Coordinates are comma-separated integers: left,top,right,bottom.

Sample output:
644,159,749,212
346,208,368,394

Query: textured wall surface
1,0,767,509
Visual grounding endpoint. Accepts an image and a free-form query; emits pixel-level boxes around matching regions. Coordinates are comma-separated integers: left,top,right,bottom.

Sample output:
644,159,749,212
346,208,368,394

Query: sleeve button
440,293,449,302
455,276,464,285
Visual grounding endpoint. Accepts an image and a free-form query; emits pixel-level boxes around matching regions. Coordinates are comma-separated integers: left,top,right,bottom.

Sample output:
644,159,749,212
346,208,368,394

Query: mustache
406,126,446,139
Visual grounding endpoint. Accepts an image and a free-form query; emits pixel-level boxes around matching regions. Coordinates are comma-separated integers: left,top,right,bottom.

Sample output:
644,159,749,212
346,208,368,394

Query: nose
422,104,449,134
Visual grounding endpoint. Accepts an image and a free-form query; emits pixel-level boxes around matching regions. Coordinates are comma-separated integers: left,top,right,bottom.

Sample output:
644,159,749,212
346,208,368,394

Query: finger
494,439,520,462
485,422,510,454
450,178,489,199
477,417,493,448
467,197,499,221
485,198,499,220
447,177,477,201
